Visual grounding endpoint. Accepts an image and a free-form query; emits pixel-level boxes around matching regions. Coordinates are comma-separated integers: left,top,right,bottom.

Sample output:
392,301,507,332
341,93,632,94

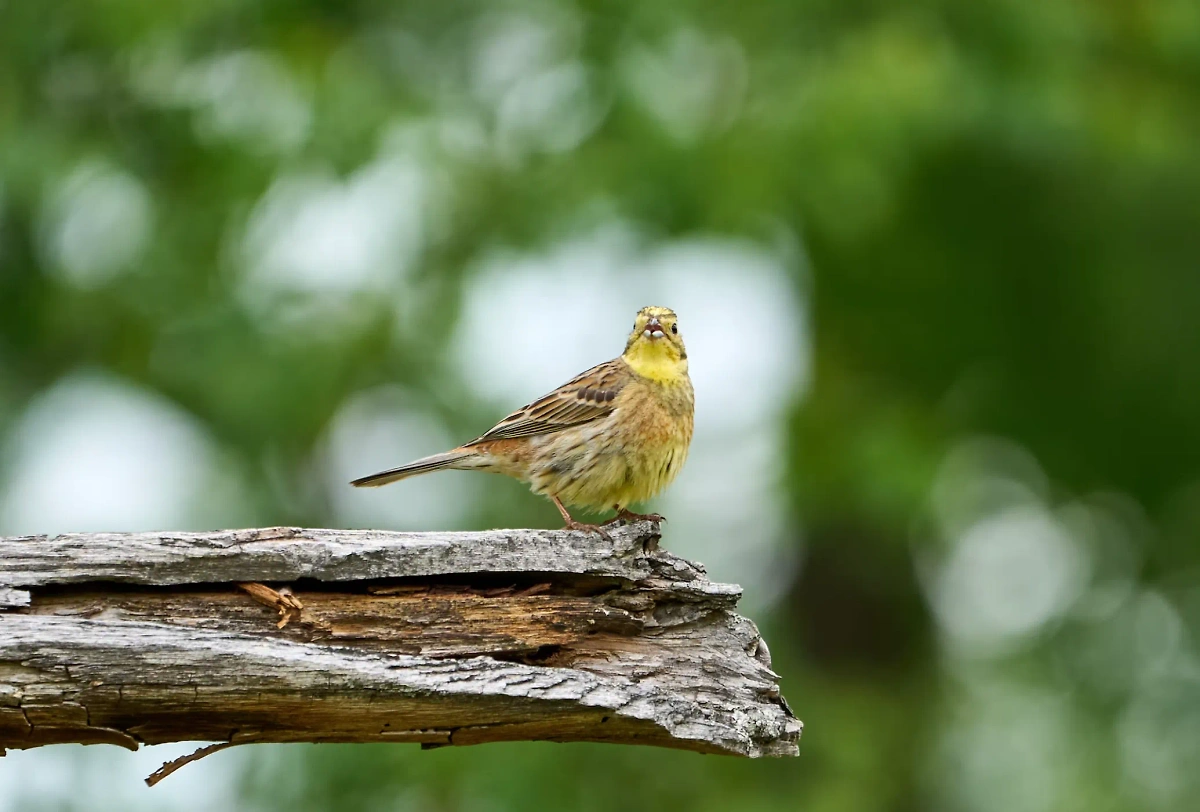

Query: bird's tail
350,448,478,488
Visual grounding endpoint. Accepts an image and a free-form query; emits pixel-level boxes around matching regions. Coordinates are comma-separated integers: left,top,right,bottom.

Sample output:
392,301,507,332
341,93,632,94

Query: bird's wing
468,359,631,443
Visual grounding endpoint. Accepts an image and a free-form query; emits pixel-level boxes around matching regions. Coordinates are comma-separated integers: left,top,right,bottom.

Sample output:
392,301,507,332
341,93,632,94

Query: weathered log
0,524,800,765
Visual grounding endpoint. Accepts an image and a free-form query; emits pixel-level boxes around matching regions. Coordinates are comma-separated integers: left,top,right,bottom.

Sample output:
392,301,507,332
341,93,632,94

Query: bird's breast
608,377,694,504
524,374,693,510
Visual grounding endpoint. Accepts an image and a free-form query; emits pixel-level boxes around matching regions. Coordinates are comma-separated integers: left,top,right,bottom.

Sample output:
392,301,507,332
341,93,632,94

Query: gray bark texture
0,524,801,760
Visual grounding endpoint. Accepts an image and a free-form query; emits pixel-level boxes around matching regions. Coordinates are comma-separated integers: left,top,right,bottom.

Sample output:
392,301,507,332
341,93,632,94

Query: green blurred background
2,0,1199,810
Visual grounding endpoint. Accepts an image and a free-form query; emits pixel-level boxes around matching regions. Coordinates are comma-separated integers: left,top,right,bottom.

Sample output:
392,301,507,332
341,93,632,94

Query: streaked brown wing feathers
468,359,629,443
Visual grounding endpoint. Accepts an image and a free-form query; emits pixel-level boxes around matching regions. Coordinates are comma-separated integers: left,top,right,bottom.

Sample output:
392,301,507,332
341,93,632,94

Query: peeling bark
0,524,800,760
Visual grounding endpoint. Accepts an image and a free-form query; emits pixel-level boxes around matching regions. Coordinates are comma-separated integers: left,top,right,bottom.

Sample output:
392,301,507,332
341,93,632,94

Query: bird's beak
642,318,666,340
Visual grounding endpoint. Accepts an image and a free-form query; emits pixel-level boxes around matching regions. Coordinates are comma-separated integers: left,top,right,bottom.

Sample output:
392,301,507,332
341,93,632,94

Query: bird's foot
606,508,666,526
563,520,613,541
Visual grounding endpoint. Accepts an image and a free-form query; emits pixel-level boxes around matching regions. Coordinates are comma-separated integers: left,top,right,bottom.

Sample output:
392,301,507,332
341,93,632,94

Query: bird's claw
564,520,613,542
608,509,665,526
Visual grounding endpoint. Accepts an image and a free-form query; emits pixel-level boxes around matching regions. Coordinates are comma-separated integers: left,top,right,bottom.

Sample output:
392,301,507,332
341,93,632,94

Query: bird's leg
551,496,612,541
606,505,665,525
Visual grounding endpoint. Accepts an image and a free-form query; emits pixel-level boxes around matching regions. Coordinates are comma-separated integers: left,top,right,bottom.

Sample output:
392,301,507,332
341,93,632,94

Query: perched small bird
352,306,694,538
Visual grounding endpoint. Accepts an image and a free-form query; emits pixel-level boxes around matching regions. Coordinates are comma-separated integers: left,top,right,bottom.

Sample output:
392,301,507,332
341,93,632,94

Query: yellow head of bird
622,306,687,380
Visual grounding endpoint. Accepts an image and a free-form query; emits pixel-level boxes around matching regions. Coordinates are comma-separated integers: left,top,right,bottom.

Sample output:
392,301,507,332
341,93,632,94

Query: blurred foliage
2,0,1200,810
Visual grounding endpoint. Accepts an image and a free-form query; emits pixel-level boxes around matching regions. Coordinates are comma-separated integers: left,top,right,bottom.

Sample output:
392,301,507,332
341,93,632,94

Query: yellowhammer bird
351,306,694,538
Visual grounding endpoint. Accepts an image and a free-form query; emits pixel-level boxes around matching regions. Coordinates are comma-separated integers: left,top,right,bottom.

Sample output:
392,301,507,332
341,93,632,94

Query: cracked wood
0,523,801,758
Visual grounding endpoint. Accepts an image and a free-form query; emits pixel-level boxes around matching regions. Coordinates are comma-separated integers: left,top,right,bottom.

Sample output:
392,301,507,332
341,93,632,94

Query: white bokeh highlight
0,743,241,812
41,161,153,289
931,506,1087,655
930,436,1050,540
0,371,219,535
239,154,429,305
921,434,1200,810
621,28,748,144
468,11,606,159
495,61,608,157
323,385,483,531
1118,673,1200,809
924,437,1089,656
131,46,311,155
929,679,1075,812
469,12,579,108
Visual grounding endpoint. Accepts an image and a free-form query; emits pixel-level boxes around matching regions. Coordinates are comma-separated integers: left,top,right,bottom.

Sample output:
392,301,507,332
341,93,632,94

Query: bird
351,305,694,538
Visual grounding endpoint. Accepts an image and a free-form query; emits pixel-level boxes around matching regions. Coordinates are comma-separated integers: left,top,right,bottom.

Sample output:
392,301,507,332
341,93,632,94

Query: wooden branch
0,524,800,764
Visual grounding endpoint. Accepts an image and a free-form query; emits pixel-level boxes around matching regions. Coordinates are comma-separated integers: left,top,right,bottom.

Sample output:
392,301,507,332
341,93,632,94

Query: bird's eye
671,323,678,334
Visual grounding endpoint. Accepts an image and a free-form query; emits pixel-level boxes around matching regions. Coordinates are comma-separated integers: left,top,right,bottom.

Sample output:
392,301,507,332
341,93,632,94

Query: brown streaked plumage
351,306,694,538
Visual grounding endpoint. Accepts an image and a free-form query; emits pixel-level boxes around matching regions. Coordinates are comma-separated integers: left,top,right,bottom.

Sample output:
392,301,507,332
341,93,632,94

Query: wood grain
0,524,800,759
